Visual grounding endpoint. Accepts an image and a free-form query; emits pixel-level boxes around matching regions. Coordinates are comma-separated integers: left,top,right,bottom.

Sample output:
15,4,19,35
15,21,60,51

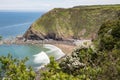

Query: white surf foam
44,44,65,60
33,44,65,70
33,51,50,65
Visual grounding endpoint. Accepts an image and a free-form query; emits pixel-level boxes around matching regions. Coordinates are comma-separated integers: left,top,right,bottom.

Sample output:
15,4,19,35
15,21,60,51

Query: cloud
0,0,119,11
0,0,52,11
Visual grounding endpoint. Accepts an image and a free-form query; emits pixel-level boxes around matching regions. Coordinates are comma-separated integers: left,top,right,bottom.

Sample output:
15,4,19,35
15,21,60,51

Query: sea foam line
0,22,32,29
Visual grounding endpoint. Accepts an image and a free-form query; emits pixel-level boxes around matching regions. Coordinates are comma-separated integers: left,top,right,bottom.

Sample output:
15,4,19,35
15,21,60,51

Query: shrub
0,54,36,80
98,20,120,50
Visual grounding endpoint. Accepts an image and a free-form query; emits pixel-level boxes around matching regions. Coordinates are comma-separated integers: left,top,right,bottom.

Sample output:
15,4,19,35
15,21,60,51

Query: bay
0,11,65,70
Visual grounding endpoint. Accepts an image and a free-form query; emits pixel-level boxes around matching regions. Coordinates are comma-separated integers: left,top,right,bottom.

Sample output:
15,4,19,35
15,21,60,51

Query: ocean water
0,44,65,70
0,11,65,70
0,11,43,38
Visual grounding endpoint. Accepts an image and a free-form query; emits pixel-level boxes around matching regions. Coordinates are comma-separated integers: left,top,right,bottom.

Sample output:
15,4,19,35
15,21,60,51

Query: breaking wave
33,44,65,70
44,44,65,60
33,51,50,70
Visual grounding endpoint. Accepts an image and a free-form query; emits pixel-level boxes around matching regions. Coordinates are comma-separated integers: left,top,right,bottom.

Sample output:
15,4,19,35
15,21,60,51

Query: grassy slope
25,4,120,40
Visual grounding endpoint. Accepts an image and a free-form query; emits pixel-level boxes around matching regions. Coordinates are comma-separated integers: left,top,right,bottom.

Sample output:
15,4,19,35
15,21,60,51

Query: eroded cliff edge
24,5,120,40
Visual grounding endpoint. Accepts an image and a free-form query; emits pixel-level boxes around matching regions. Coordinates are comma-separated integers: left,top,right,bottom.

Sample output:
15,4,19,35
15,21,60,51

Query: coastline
0,38,76,55
0,36,92,55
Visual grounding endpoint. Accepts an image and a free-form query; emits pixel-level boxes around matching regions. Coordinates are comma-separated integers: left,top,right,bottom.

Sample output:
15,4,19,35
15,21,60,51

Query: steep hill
24,5,120,40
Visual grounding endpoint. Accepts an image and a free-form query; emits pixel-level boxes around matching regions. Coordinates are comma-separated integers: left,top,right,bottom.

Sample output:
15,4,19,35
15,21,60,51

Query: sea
0,11,42,38
0,11,65,70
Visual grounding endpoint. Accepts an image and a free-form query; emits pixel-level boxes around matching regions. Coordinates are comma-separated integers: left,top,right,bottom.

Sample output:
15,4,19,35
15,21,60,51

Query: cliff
24,5,120,40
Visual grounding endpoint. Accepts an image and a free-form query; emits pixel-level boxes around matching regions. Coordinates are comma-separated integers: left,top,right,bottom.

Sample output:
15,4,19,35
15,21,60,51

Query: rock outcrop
24,5,120,40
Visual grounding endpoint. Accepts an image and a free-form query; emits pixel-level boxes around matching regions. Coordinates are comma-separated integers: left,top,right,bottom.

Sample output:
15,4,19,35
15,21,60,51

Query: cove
0,44,65,70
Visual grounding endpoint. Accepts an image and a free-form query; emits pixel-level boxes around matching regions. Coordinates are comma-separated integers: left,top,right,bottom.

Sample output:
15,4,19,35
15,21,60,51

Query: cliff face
24,5,120,40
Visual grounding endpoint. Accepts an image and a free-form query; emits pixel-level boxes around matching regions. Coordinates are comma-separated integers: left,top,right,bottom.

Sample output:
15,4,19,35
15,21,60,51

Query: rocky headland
24,5,120,41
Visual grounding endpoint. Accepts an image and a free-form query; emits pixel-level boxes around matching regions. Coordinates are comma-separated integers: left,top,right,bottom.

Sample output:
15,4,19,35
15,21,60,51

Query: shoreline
0,38,76,54
0,37,92,55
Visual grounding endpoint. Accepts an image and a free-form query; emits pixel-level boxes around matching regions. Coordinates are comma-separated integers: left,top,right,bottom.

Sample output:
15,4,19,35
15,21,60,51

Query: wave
44,44,65,60
33,44,65,70
33,51,50,64
0,22,32,29
33,51,50,70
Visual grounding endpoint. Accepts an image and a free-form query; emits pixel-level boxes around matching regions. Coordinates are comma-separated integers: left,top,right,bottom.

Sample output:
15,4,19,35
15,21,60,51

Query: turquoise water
0,44,65,70
0,11,65,70
0,44,45,57
0,44,50,70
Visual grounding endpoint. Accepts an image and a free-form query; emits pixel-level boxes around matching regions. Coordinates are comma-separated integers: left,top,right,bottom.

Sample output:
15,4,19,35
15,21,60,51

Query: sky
0,0,120,12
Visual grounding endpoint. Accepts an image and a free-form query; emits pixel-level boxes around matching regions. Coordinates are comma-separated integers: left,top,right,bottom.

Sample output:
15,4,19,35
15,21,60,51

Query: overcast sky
0,0,120,12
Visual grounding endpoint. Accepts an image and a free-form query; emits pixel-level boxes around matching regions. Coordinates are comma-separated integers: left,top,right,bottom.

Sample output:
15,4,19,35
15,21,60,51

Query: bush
40,57,90,80
60,48,102,79
40,48,103,80
98,20,120,50
0,54,36,80
41,46,120,80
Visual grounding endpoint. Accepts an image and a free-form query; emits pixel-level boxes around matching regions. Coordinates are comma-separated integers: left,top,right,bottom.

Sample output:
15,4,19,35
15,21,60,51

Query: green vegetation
0,54,35,80
40,19,120,80
98,20,120,50
1,5,120,80
24,4,120,40
40,48,101,80
40,57,88,80
0,35,2,40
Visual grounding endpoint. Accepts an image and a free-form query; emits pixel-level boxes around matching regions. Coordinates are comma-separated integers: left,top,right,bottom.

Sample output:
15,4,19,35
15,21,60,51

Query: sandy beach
53,44,75,54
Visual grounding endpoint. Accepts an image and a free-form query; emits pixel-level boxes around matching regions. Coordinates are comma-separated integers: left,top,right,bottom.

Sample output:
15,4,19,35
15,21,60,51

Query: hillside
24,4,120,40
